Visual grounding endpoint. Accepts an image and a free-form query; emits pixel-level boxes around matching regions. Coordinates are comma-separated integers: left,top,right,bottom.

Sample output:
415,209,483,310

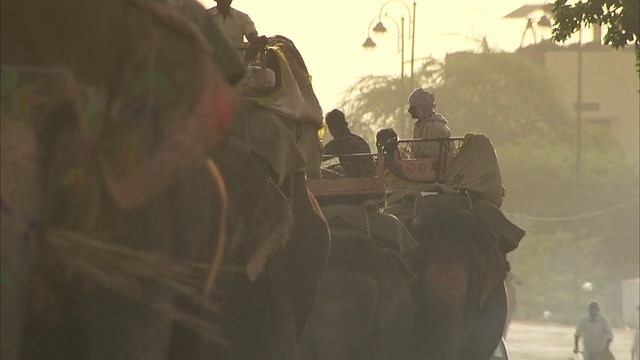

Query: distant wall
542,47,639,161
622,278,640,326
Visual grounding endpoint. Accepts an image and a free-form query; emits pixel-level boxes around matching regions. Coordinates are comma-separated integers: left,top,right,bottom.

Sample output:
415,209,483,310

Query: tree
341,50,576,147
552,0,640,72
435,51,575,146
338,57,442,143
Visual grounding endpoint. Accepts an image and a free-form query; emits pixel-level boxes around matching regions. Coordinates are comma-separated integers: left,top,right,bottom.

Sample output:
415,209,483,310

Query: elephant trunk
415,242,481,360
1,119,43,360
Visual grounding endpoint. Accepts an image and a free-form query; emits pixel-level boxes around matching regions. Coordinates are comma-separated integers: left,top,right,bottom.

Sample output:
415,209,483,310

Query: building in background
518,40,639,161
504,3,639,161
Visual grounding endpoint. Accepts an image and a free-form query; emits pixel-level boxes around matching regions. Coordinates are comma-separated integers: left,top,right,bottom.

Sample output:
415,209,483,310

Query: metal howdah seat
307,137,465,198
383,137,464,185
308,154,384,198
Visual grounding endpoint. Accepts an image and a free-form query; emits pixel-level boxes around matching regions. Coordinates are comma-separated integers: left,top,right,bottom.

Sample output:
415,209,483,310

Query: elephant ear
98,0,238,210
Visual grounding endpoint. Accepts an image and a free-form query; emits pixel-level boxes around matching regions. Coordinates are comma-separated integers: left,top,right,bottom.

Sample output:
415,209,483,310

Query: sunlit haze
199,0,586,113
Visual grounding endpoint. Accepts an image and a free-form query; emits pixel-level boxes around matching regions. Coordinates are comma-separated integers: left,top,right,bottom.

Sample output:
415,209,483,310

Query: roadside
505,320,636,360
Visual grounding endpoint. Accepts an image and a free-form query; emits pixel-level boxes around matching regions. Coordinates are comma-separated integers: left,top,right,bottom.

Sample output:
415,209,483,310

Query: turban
408,88,435,120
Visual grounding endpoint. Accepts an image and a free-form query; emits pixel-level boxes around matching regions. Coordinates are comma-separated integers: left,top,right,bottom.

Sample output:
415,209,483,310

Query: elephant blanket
231,103,306,185
242,35,324,178
321,203,418,257
439,133,506,208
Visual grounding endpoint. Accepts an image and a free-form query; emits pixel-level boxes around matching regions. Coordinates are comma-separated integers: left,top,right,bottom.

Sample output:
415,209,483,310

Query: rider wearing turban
407,88,451,158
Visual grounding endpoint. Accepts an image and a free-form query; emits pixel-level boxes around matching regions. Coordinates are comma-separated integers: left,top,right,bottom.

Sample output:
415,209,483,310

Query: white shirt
208,7,257,49
575,313,614,353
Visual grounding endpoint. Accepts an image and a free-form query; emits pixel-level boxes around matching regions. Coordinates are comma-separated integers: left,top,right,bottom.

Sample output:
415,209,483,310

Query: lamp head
537,15,551,28
373,21,387,33
362,37,377,48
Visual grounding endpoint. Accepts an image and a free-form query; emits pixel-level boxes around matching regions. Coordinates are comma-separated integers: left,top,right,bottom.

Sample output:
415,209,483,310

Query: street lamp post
363,14,406,119
410,0,416,90
364,0,417,138
375,0,417,91
576,28,583,181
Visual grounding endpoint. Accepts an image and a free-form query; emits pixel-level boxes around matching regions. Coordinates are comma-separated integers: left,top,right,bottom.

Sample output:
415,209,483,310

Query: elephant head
1,0,242,358
296,209,416,360
402,207,508,360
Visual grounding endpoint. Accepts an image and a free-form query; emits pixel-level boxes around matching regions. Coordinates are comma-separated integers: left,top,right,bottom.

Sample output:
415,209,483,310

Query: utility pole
410,0,416,91
400,16,406,138
576,28,583,181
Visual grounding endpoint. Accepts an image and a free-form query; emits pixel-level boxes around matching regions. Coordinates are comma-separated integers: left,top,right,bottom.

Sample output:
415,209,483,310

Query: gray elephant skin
295,200,416,360
401,207,508,360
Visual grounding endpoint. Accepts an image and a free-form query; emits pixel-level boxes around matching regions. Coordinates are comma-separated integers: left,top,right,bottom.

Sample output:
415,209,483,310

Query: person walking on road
574,300,614,360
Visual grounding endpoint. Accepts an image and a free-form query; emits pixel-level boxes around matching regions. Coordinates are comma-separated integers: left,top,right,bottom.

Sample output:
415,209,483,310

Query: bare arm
245,31,259,45
241,13,260,45
603,317,614,350
574,320,583,353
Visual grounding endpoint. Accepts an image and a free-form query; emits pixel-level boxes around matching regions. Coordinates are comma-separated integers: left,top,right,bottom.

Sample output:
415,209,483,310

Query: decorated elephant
399,205,510,360
169,137,330,360
1,0,247,359
296,200,417,360
2,2,332,359
170,34,332,358
377,132,525,360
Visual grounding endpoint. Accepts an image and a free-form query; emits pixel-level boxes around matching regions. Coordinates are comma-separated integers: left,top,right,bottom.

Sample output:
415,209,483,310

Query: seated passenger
407,88,451,158
323,109,374,177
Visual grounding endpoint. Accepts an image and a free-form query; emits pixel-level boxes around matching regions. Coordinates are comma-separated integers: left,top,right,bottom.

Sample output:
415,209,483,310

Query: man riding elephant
407,88,451,159
322,109,375,178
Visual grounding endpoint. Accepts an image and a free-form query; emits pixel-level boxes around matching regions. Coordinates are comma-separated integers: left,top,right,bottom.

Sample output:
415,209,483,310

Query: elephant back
409,207,489,247
322,203,418,257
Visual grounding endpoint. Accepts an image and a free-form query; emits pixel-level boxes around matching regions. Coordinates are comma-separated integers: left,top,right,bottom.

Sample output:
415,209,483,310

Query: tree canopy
340,51,575,147
552,0,640,71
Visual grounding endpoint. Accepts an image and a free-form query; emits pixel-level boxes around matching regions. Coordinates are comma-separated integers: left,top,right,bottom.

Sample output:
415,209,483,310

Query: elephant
295,195,418,360
1,71,230,360
2,2,331,359
395,206,509,360
169,138,331,360
1,0,245,359
375,130,524,360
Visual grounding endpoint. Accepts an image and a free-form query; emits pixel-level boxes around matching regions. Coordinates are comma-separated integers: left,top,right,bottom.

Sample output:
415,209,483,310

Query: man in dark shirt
323,109,374,177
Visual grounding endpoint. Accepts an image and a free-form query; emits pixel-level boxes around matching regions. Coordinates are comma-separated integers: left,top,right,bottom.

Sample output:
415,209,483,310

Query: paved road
505,321,636,360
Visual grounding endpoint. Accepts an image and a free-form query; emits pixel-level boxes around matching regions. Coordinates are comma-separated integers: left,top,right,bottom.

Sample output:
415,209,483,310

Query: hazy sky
199,0,569,113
